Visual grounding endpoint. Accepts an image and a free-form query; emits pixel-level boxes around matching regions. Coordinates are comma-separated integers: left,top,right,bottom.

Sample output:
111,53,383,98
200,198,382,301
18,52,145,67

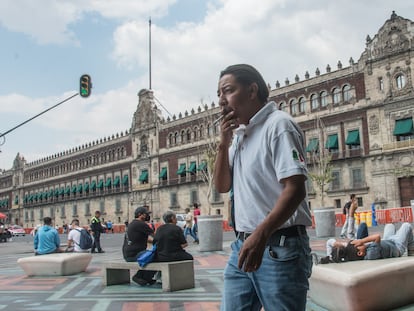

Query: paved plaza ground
0,225,413,311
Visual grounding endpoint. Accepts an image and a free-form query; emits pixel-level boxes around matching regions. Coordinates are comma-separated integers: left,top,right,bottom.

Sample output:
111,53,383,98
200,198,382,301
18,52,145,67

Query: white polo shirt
229,102,312,233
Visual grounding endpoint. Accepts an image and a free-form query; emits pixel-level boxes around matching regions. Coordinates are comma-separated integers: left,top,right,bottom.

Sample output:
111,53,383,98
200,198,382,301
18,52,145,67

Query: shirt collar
235,102,276,135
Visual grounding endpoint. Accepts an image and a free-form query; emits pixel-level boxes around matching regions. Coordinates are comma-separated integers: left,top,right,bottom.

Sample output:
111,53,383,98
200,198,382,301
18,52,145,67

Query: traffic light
80,74,92,98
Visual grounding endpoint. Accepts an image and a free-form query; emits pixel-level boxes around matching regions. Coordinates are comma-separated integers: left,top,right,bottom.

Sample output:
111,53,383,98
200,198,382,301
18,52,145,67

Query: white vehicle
175,214,186,229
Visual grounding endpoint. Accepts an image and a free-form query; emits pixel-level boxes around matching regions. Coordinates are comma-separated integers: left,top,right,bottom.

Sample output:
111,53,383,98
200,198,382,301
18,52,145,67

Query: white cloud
0,0,81,45
0,0,176,45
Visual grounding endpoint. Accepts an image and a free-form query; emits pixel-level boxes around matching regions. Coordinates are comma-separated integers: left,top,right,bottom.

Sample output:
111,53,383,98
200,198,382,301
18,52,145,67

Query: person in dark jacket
154,210,193,262
122,206,156,285
90,210,105,253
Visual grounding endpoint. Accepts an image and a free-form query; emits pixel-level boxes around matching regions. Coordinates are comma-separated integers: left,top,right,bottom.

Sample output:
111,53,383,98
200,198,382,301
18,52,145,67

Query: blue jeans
383,223,414,255
183,226,198,242
221,233,312,311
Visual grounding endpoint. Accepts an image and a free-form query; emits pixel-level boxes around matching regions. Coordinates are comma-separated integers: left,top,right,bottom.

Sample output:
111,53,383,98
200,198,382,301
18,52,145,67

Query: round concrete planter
313,208,336,238
197,215,223,252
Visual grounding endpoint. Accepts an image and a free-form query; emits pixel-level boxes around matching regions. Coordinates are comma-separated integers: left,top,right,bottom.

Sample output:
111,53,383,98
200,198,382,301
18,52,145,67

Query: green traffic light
79,74,91,98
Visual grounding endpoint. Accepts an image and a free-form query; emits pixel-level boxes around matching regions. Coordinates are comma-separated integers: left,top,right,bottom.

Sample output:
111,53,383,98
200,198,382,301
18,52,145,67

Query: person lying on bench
325,222,414,263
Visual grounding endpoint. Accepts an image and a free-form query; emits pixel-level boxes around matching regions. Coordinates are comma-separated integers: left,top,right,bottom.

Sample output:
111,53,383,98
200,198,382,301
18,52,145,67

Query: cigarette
213,114,225,125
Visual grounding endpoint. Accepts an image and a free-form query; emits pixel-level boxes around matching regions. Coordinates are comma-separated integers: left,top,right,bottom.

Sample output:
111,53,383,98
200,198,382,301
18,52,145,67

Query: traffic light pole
0,93,79,141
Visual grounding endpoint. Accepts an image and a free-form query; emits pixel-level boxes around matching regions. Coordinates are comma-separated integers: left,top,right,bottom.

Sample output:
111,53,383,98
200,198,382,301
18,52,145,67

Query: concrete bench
102,260,194,292
17,253,92,276
309,256,414,311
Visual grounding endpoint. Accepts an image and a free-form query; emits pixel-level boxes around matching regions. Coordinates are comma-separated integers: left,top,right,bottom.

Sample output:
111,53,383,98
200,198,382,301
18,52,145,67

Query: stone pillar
313,208,336,238
197,215,223,252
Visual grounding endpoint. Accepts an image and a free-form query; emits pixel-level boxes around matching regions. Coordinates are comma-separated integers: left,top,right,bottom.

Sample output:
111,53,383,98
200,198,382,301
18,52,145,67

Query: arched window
320,91,328,107
186,129,191,141
199,125,204,138
298,97,306,113
279,102,287,112
180,130,185,143
332,88,341,104
193,127,198,140
207,124,213,136
311,94,318,110
174,132,178,144
343,84,352,102
396,74,406,89
290,99,297,115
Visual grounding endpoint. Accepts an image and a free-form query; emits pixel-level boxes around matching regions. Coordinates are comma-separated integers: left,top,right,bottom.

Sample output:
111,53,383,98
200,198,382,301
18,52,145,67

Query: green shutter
77,184,83,193
14,196,18,205
64,186,71,194
176,163,186,175
71,185,77,193
188,162,197,173
105,178,112,187
84,183,89,191
139,170,148,182
91,180,97,190
325,134,338,149
197,162,207,171
122,175,129,185
97,180,104,189
113,176,120,186
393,118,414,135
345,130,360,145
159,167,167,179
306,138,319,152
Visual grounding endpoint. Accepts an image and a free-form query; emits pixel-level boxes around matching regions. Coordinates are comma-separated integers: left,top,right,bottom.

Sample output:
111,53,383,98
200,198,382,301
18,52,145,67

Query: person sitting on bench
154,211,193,262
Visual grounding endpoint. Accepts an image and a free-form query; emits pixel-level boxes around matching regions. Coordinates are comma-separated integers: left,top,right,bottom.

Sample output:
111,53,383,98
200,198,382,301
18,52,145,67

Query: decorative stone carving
369,115,379,134
366,11,412,61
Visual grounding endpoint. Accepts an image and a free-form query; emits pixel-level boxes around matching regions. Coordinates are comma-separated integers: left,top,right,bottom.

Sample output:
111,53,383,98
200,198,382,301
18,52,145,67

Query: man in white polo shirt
214,64,313,311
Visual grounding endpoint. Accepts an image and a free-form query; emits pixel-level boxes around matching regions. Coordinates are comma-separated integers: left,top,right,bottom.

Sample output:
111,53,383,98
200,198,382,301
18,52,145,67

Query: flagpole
149,17,152,90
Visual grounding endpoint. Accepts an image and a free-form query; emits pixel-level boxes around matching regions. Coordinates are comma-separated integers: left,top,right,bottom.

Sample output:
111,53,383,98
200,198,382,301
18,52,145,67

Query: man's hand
238,230,267,272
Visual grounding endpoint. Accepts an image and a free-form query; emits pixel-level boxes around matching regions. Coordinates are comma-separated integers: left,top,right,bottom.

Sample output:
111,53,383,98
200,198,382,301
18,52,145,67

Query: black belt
237,225,306,243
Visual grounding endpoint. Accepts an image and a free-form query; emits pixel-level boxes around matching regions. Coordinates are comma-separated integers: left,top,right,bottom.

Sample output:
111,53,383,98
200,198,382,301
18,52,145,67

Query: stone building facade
0,12,413,228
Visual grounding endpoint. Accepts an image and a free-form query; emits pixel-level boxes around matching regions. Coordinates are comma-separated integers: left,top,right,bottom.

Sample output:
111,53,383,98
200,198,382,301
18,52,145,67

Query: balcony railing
383,139,414,151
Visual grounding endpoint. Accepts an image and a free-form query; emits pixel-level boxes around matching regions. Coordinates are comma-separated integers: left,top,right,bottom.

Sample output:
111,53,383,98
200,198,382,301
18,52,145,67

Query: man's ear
249,83,259,99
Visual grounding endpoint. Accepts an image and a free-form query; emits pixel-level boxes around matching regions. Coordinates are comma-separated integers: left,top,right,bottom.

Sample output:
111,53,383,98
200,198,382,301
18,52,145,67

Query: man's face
356,244,367,257
217,74,251,124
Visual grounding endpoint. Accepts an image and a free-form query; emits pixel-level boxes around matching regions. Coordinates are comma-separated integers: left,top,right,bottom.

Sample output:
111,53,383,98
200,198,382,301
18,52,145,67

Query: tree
308,117,333,208
198,124,220,215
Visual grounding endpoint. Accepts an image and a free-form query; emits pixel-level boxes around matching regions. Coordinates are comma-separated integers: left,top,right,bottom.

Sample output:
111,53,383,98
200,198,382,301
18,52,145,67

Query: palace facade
1,12,413,228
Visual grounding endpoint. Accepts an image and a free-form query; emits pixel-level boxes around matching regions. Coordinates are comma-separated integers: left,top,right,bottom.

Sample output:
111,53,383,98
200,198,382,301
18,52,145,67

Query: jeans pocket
267,238,300,262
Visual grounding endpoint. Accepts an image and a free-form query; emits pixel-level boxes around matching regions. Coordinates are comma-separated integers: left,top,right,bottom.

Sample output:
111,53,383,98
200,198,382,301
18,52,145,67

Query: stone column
313,208,336,238
197,215,223,251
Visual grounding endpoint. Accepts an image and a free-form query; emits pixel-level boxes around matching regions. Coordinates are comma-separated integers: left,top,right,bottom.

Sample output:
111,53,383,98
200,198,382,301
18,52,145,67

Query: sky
1,0,414,170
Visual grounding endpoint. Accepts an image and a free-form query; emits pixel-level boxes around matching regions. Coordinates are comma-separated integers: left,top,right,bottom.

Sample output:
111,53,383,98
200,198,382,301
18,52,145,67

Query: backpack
75,229,93,250
343,201,351,215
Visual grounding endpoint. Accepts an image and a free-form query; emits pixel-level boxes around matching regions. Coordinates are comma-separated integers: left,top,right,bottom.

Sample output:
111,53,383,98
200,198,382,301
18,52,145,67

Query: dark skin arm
351,234,381,246
213,109,237,193
238,175,307,272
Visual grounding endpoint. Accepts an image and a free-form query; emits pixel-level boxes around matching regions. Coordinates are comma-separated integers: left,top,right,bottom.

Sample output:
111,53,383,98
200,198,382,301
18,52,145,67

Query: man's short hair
71,219,79,226
220,64,269,103
163,211,176,224
43,217,52,225
331,242,364,263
